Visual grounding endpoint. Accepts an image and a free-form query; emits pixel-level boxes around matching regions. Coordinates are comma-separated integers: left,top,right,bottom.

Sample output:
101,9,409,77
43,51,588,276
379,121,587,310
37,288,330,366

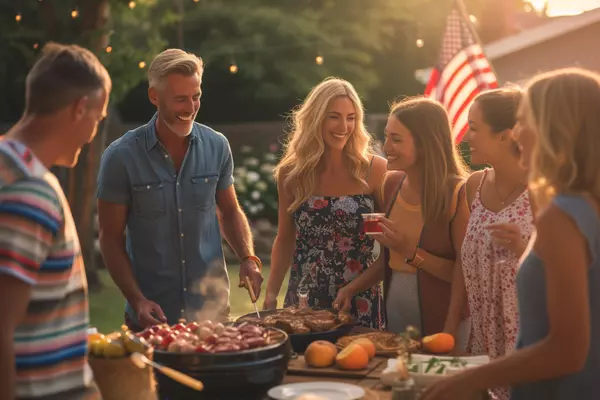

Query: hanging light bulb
105,46,113,53
128,1,136,9
71,9,79,18
138,61,146,69
193,0,200,3
416,38,424,48
229,63,238,74
315,55,324,65
15,13,22,22
469,14,478,24
33,43,39,49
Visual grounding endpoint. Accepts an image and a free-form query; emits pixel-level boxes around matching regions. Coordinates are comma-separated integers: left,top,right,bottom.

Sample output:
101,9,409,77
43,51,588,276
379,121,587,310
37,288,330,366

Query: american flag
424,2,498,142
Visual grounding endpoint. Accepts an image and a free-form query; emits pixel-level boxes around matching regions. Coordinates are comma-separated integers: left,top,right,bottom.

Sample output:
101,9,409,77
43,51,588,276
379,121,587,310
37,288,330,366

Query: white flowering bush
234,144,280,223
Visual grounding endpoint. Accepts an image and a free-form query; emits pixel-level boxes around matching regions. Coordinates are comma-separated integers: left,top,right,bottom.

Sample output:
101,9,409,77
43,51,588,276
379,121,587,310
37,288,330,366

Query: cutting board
287,355,385,379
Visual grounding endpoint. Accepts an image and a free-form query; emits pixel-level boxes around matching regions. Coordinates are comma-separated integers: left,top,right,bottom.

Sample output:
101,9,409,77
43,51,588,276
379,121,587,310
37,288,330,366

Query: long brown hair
390,97,469,223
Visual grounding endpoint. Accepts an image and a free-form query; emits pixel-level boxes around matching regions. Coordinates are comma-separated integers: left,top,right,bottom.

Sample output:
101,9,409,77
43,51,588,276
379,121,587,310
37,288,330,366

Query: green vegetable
425,358,439,373
449,357,467,367
436,365,446,374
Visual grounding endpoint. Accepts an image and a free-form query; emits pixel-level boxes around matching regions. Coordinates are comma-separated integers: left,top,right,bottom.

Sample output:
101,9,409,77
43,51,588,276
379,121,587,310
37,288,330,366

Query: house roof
485,7,600,60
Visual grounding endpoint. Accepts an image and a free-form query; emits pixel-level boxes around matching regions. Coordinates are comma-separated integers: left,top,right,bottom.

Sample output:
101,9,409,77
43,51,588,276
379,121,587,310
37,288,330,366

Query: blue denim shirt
97,113,234,325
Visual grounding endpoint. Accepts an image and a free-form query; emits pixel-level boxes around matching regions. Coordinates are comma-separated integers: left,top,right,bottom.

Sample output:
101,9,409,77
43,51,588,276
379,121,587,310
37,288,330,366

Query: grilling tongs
244,276,261,319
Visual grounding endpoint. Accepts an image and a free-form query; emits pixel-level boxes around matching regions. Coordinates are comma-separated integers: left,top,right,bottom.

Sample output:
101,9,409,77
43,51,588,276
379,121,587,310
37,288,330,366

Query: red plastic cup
362,213,385,235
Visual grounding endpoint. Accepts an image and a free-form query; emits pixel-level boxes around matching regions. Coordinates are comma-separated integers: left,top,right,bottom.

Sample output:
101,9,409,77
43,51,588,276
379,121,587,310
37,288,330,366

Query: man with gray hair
97,49,263,330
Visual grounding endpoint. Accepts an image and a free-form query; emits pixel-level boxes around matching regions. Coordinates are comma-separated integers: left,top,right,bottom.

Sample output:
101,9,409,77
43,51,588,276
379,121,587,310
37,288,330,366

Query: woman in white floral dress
445,88,535,400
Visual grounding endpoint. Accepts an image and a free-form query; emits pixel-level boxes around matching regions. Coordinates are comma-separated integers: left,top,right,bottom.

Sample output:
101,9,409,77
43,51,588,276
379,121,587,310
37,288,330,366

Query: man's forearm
0,334,16,400
220,209,254,259
99,238,145,304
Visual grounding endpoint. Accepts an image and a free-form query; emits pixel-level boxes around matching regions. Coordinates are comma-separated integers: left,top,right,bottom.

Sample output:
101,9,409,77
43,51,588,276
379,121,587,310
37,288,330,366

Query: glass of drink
362,213,385,235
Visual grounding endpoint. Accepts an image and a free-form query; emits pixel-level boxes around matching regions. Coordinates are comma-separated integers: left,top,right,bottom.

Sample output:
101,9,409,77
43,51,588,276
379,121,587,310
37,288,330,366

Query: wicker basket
88,350,157,400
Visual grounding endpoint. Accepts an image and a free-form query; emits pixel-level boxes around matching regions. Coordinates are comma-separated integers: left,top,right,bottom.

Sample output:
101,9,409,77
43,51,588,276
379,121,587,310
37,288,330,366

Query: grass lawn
89,265,288,333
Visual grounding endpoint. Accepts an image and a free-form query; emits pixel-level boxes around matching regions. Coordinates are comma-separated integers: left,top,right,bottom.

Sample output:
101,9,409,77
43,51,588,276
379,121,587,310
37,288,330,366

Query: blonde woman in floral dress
263,78,387,329
444,88,534,400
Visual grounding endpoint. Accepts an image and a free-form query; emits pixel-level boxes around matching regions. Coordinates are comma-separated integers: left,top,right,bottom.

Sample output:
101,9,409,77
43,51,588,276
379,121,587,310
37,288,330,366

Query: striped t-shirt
0,140,99,399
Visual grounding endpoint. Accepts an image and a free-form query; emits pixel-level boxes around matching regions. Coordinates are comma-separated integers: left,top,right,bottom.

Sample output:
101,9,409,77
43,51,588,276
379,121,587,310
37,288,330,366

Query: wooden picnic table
278,326,490,400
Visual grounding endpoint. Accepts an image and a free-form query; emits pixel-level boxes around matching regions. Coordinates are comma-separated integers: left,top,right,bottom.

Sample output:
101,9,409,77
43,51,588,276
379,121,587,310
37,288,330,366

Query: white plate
268,381,366,400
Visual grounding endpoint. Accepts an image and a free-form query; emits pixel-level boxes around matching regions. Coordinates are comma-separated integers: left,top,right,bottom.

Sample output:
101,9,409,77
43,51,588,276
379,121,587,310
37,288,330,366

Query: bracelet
242,255,263,272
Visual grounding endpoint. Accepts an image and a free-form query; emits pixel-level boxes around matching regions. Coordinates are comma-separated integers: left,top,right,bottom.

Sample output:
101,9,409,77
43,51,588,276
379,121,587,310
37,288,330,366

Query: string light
414,22,424,49
469,14,478,24
15,1,329,75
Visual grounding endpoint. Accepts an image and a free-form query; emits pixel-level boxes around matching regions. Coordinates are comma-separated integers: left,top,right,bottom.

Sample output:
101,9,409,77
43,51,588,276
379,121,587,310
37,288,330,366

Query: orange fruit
305,341,338,368
335,343,369,370
422,333,455,354
350,338,376,359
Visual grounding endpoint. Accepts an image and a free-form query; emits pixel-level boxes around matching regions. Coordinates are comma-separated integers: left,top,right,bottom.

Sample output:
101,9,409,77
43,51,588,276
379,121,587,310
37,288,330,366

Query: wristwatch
405,248,424,269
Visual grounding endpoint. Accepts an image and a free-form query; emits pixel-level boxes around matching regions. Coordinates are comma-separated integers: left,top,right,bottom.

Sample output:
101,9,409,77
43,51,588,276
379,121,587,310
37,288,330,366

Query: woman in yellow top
335,97,471,342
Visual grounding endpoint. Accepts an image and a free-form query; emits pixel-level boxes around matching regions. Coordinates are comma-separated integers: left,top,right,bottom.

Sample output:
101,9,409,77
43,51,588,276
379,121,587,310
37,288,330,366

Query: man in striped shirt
0,43,110,399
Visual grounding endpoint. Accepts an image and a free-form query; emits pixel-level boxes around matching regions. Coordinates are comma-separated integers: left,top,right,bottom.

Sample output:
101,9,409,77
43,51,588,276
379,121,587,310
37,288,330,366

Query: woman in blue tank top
421,68,600,400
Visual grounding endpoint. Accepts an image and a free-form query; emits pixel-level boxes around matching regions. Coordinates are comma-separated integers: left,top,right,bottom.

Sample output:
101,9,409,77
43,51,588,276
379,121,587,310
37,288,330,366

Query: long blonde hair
390,97,469,223
274,77,373,212
525,67,600,208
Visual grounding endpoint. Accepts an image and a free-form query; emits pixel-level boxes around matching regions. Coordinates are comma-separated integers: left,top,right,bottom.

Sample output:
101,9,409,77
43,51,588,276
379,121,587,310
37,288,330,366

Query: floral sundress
462,169,534,400
284,194,385,329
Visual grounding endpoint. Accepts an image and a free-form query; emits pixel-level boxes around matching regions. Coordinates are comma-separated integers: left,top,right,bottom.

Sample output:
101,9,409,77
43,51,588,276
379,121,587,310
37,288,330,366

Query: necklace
493,178,526,205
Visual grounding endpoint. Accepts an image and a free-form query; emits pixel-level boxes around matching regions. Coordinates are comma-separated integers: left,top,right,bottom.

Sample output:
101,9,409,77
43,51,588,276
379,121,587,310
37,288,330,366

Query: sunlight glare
530,0,600,16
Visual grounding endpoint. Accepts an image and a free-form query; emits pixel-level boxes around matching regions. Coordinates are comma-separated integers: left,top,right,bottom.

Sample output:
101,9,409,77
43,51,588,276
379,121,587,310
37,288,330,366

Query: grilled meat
243,307,352,334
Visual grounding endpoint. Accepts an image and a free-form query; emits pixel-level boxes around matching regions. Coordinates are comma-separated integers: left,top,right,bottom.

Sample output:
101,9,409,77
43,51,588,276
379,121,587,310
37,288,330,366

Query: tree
185,0,422,98
119,0,427,123
117,0,541,125
0,0,174,289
